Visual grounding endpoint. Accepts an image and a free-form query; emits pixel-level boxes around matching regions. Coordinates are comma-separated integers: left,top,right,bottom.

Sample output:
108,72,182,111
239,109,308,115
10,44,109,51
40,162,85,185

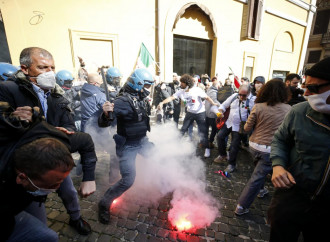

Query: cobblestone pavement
46,138,274,242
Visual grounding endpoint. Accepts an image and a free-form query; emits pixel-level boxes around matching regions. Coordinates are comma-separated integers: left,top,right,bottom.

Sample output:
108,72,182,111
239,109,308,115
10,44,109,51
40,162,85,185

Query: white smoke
125,122,220,229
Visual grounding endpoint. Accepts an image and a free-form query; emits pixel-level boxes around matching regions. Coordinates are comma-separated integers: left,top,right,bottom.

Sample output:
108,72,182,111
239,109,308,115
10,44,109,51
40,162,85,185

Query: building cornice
265,7,307,26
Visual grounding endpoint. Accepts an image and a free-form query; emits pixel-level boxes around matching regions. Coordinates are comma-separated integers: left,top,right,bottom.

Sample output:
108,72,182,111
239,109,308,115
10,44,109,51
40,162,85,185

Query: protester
285,73,301,88
77,56,88,84
0,47,95,235
0,104,75,241
97,68,155,224
1,137,74,242
218,78,234,103
214,84,256,173
153,81,174,123
268,57,330,241
80,73,106,132
169,73,181,127
234,79,291,215
251,76,265,96
287,86,306,106
157,74,218,157
205,76,221,157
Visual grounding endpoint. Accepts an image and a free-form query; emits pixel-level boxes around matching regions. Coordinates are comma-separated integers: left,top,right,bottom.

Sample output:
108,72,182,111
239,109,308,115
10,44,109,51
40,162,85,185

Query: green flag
138,43,154,68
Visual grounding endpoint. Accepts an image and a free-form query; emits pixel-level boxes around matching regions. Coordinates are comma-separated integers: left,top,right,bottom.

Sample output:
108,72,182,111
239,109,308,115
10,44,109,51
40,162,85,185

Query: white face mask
36,71,56,90
305,89,330,114
255,83,263,91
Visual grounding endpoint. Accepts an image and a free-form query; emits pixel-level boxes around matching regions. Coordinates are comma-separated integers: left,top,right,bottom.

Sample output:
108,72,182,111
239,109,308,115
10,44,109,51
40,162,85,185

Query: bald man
80,73,106,131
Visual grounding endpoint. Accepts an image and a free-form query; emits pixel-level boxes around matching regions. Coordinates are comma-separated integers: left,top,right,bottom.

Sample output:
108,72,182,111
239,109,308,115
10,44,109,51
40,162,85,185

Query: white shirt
220,93,256,132
173,86,207,114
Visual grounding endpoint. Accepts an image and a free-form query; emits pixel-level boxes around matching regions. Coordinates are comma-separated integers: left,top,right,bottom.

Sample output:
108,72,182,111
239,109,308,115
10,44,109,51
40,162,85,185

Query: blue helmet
0,63,19,81
127,68,153,92
106,67,122,85
56,70,74,88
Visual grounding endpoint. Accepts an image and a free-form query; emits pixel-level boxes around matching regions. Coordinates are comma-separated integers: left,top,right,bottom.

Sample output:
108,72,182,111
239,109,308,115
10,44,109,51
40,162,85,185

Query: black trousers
205,117,217,143
268,186,330,242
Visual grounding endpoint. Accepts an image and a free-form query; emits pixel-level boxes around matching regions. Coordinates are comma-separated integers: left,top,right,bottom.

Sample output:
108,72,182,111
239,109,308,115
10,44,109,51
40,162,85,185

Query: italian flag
136,43,155,72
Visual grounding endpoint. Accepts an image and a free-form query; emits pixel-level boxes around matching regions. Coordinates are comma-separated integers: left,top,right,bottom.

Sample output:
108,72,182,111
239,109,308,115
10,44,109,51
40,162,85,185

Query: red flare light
174,216,193,231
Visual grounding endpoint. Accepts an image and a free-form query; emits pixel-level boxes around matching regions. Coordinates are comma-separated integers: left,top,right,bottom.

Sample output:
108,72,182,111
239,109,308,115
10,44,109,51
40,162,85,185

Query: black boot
69,216,91,235
98,202,110,224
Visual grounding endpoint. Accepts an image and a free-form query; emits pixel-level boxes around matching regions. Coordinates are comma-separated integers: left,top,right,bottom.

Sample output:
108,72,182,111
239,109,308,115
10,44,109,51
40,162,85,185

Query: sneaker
214,155,227,163
257,188,269,198
224,164,236,173
204,148,211,158
235,205,249,216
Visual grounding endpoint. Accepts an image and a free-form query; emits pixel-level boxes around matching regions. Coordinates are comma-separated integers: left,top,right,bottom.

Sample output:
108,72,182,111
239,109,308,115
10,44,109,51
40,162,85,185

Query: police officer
0,63,19,81
103,67,122,101
102,67,123,183
97,68,154,224
56,70,82,131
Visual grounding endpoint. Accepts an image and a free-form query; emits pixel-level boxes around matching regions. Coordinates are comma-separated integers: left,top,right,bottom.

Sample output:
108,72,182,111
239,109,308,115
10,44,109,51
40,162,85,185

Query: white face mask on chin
305,89,330,114
36,71,56,90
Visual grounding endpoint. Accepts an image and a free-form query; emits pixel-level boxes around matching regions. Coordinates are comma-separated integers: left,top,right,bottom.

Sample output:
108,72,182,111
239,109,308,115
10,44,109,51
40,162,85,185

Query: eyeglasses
238,94,247,97
305,83,330,94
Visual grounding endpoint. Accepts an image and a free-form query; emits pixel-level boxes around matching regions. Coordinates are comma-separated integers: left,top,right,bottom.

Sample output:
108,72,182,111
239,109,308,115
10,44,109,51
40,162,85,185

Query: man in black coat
0,47,95,235
0,105,75,241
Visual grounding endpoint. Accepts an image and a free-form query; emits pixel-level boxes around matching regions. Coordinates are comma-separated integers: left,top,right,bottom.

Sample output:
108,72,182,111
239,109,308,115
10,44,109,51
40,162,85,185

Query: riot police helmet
56,70,74,88
0,63,19,81
127,68,153,92
106,67,122,86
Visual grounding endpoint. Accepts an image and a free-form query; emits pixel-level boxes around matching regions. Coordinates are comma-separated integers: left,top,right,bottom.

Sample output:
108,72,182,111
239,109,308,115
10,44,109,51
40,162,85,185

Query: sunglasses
305,83,330,93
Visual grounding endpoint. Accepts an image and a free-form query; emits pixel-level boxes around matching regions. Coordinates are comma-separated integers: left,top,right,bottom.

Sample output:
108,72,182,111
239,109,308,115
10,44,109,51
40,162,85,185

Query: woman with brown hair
234,79,291,215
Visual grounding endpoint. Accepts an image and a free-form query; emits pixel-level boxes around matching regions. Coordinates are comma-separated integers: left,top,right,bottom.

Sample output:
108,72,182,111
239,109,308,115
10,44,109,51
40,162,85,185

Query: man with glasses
214,84,256,172
268,57,330,241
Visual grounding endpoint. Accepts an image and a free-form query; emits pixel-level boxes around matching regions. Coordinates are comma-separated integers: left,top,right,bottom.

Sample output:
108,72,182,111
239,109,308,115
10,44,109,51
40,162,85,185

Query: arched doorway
163,2,217,81
172,4,216,77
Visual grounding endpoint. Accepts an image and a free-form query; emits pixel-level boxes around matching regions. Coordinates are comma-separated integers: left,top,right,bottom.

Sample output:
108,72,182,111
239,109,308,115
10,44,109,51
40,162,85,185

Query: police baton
100,66,114,120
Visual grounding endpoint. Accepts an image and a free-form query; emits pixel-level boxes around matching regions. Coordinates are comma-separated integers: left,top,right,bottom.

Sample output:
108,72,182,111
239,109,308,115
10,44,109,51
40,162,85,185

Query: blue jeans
181,112,208,147
99,137,153,208
237,148,272,208
7,211,58,242
217,124,243,165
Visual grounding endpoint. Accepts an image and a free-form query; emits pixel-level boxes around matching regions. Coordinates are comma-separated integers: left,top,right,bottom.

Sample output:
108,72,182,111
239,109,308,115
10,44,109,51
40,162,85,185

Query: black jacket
0,106,71,241
0,71,76,131
99,85,150,141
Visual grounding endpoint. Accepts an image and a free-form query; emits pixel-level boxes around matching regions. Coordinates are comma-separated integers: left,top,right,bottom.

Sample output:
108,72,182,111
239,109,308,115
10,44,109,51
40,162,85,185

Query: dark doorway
0,11,12,63
173,35,212,76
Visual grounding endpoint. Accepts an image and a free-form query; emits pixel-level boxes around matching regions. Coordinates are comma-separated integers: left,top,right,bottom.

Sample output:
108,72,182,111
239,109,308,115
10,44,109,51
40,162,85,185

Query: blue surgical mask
25,176,56,196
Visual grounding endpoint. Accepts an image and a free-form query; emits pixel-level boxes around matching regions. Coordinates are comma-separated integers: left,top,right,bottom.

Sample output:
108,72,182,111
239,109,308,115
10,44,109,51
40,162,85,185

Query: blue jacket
80,83,106,131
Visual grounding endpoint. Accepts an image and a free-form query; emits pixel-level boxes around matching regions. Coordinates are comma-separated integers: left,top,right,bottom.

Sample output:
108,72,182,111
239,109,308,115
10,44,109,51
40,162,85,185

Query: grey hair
19,47,53,67
239,83,251,94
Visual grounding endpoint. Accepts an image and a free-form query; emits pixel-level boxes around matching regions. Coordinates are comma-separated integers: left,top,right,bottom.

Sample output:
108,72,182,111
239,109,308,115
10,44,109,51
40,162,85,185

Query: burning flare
175,215,193,231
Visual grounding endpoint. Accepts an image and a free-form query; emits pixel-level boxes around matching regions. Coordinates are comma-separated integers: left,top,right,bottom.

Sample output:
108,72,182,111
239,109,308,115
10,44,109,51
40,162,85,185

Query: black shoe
69,217,91,235
98,202,110,224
